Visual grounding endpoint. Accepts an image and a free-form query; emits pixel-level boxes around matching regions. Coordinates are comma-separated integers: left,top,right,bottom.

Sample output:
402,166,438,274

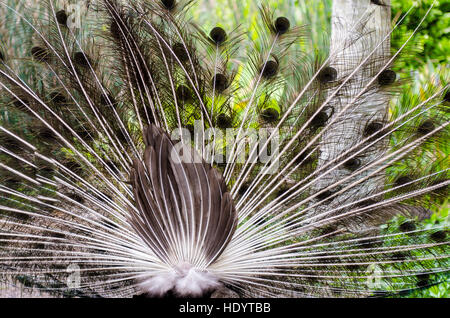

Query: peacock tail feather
0,0,448,297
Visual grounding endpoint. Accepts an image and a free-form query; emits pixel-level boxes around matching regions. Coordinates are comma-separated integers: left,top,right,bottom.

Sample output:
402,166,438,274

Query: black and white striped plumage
0,0,448,297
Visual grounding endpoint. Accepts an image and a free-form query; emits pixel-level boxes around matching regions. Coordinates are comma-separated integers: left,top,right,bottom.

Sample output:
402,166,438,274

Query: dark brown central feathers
130,125,237,265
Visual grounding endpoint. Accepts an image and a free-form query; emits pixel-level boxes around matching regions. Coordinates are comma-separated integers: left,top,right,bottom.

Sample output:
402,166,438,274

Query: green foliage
391,0,449,70
380,206,449,298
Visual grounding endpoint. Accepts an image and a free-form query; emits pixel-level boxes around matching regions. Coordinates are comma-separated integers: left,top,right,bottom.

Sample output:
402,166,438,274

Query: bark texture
312,0,393,231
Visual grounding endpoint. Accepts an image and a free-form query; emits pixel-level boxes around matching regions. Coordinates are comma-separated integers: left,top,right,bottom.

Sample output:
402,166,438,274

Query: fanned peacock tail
0,0,448,297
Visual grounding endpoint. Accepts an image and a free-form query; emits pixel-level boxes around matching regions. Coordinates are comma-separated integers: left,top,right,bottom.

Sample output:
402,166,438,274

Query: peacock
0,0,448,298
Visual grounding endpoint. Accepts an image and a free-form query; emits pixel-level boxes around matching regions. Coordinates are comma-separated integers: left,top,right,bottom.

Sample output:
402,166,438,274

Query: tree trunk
312,0,392,231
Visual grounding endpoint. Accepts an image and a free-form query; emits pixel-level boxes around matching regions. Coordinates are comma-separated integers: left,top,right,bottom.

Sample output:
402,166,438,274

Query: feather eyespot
110,21,121,39
320,225,338,236
311,112,328,127
172,43,189,62
399,220,416,232
13,209,33,221
38,166,55,178
364,121,384,138
261,60,279,78
176,85,192,102
117,127,130,144
64,160,83,174
74,125,94,140
378,69,396,86
32,241,46,249
318,66,337,83
317,190,333,200
238,182,250,196
161,0,176,10
416,273,430,288
310,106,334,128
210,27,227,45
260,108,279,123
274,17,290,34
50,232,66,239
106,160,120,174
36,127,58,142
74,52,91,67
417,119,434,135
139,107,155,123
216,113,233,129
50,92,67,105
276,187,289,198
370,0,385,5
317,186,341,201
343,157,361,171
66,193,85,204
100,93,116,106
31,46,50,62
212,73,228,92
444,90,450,103
0,135,21,151
430,230,447,242
295,151,313,166
12,98,30,112
394,176,412,187
4,177,21,188
56,10,68,26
